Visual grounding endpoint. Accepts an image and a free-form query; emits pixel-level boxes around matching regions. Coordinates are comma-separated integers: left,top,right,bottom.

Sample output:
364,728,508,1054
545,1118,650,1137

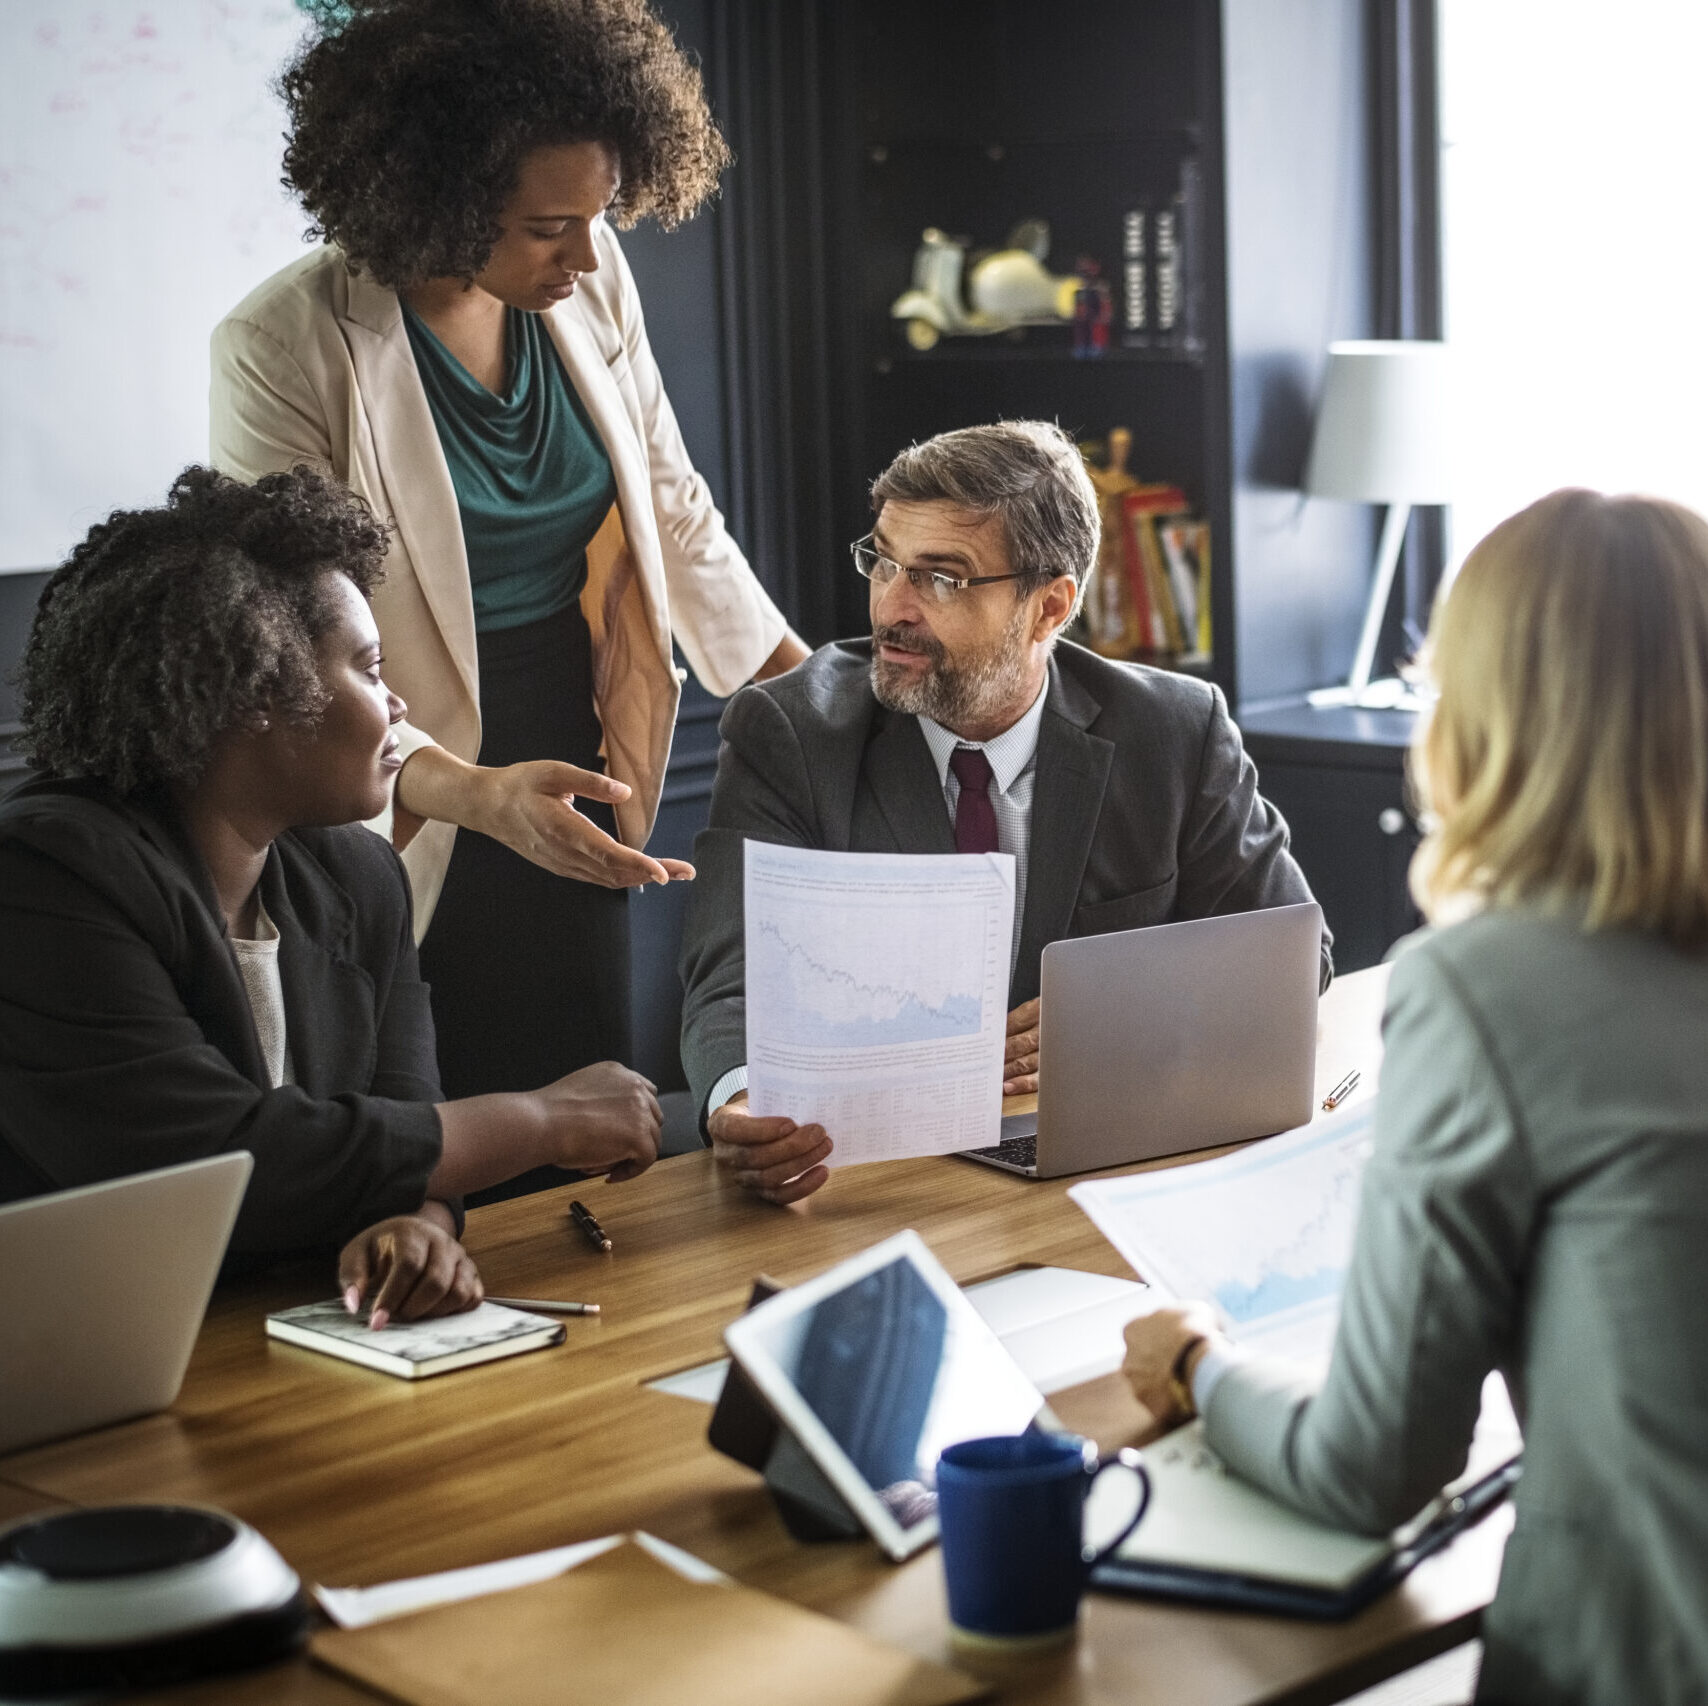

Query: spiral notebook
1091,1387,1522,1618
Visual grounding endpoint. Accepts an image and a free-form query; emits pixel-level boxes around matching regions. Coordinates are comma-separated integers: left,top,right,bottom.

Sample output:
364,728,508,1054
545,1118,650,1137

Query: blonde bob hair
1411,487,1708,947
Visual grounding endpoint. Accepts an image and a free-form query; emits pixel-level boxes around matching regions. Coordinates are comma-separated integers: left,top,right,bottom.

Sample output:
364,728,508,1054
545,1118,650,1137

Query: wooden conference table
0,964,1511,1706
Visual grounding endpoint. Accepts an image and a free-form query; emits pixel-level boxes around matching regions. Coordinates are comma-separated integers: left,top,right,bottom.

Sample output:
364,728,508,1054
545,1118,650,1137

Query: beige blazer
209,228,787,929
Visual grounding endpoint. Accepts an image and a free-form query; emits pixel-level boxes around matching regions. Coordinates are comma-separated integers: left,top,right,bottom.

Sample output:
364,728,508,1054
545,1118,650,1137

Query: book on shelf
1154,203,1180,342
266,1299,566,1380
1078,434,1212,668
1160,517,1213,659
1120,486,1191,654
1115,488,1162,651
1121,206,1148,344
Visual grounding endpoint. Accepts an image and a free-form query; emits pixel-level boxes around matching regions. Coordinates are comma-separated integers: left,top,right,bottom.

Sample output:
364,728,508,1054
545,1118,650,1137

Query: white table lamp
1304,340,1452,709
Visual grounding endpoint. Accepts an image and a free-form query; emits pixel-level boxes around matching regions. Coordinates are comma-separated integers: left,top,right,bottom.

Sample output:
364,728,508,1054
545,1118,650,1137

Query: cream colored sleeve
209,314,336,482
211,313,443,837
598,230,788,698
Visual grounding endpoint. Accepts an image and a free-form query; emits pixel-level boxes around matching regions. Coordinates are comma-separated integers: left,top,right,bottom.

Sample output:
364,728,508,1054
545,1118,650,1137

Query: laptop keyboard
967,1132,1037,1169
965,1116,1038,1171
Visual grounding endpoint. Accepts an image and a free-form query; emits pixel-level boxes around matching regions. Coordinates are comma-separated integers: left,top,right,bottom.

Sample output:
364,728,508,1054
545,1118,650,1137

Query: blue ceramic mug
936,1433,1150,1646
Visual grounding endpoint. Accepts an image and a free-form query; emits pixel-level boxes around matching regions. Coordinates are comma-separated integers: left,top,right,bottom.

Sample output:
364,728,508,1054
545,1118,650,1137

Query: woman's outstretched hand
337,1209,484,1331
397,746,695,888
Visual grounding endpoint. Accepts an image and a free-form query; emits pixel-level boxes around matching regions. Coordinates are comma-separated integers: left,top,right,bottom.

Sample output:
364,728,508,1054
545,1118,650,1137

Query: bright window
1440,2,1708,567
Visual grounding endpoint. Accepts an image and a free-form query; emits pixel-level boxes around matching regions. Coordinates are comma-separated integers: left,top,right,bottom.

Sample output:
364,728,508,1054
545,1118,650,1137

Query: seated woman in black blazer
0,466,661,1325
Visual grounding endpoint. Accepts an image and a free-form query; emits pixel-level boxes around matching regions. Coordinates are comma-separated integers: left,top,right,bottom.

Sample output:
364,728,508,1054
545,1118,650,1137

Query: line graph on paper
1069,1102,1377,1368
1206,1144,1365,1327
749,900,991,1050
742,844,1014,1164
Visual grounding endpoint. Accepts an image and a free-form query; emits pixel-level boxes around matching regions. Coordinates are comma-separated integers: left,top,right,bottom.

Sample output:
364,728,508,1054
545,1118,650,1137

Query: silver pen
485,1296,601,1316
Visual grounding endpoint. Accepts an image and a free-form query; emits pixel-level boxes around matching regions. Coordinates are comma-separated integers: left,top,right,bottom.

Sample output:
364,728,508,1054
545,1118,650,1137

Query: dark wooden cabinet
1239,702,1423,974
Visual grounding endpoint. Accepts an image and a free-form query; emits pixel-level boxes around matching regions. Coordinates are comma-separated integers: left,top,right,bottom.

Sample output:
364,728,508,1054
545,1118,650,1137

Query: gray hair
869,420,1098,619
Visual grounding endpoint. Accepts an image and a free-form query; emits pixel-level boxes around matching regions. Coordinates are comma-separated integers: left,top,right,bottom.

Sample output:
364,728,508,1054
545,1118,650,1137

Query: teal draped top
402,304,617,634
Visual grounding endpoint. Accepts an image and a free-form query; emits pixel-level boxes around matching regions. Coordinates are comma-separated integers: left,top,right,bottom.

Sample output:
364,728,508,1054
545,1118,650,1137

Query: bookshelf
804,0,1382,710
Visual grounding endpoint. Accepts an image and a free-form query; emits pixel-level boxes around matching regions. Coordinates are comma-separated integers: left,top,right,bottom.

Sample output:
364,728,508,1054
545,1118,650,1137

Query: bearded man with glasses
680,420,1329,1203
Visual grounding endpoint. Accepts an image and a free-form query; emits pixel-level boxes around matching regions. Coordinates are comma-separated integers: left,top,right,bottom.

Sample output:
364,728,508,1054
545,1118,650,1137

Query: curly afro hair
19,466,390,796
280,0,733,288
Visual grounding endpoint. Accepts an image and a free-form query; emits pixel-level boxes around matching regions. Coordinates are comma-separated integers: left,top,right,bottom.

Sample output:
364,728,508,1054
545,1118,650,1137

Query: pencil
485,1296,601,1316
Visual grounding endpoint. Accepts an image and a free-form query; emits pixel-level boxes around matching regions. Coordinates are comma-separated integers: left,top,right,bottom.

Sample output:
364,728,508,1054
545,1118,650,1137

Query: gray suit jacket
1204,911,1708,1706
678,639,1328,1121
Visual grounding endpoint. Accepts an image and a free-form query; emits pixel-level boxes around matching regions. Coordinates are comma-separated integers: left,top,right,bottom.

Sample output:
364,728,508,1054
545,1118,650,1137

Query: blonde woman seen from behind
1124,489,1708,1706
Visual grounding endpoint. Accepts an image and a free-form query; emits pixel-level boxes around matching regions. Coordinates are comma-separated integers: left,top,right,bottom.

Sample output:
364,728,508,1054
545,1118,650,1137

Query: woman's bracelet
1167,1334,1207,1421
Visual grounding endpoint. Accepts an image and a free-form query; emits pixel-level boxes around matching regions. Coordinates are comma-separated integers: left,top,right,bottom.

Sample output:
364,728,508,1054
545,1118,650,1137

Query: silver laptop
0,1153,252,1454
961,902,1323,1179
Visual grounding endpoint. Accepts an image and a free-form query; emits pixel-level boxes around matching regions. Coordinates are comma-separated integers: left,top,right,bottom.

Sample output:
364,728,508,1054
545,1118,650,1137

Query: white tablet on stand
723,1230,1058,1561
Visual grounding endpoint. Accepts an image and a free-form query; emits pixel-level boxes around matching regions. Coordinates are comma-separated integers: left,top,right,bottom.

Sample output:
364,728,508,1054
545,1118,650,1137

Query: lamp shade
1303,340,1453,504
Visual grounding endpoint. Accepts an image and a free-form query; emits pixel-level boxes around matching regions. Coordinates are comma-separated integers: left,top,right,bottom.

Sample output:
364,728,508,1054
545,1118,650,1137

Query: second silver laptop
961,900,1323,1180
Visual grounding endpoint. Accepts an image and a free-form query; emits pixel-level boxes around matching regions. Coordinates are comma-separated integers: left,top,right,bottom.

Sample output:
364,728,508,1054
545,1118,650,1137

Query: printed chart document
1072,1105,1525,1612
745,842,1014,1165
1069,1100,1378,1369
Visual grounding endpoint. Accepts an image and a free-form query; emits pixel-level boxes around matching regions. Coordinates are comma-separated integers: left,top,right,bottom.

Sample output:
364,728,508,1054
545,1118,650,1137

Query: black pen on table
570,1198,613,1253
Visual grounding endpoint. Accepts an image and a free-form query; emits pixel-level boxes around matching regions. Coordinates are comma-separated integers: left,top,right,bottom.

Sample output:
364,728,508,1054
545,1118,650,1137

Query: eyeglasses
850,535,1029,604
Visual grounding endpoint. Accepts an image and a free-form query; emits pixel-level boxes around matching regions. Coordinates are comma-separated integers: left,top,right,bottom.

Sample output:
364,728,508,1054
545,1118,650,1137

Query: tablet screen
739,1249,1047,1535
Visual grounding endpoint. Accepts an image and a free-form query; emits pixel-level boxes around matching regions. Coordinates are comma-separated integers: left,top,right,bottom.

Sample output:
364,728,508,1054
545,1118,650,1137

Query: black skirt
417,603,632,1107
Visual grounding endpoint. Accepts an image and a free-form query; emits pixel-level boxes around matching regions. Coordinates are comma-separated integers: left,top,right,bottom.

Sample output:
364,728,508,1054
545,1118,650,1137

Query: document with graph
744,842,1015,1166
1068,1101,1378,1367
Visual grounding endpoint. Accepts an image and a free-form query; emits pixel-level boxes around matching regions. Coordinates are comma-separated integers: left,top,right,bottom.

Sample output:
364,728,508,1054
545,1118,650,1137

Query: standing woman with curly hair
212,0,807,1120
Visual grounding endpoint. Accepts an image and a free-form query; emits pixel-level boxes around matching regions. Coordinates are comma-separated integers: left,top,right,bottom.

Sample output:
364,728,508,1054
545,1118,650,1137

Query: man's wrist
707,1065,750,1116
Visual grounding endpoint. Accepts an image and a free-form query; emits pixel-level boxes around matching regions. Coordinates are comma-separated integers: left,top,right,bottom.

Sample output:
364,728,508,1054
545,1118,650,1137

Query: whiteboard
0,0,315,571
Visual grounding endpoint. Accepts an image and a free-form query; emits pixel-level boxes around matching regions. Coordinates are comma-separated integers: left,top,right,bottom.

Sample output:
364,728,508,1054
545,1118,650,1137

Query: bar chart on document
744,842,1015,1165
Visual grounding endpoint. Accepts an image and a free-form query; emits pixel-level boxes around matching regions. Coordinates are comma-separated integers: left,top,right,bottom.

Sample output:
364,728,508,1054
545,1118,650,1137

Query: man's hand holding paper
1002,997,1041,1096
707,1094,832,1205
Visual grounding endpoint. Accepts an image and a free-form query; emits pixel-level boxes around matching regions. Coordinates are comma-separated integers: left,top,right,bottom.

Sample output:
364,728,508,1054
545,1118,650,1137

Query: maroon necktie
949,746,999,855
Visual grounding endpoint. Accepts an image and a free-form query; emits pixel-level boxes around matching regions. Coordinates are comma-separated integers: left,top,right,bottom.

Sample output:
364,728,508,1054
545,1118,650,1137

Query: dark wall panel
615,0,733,516
1223,0,1377,706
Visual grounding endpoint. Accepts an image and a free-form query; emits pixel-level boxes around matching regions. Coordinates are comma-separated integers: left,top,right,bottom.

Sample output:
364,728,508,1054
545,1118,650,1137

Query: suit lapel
123,792,274,1091
266,843,374,1098
339,271,479,711
1013,662,1113,1003
862,711,958,855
